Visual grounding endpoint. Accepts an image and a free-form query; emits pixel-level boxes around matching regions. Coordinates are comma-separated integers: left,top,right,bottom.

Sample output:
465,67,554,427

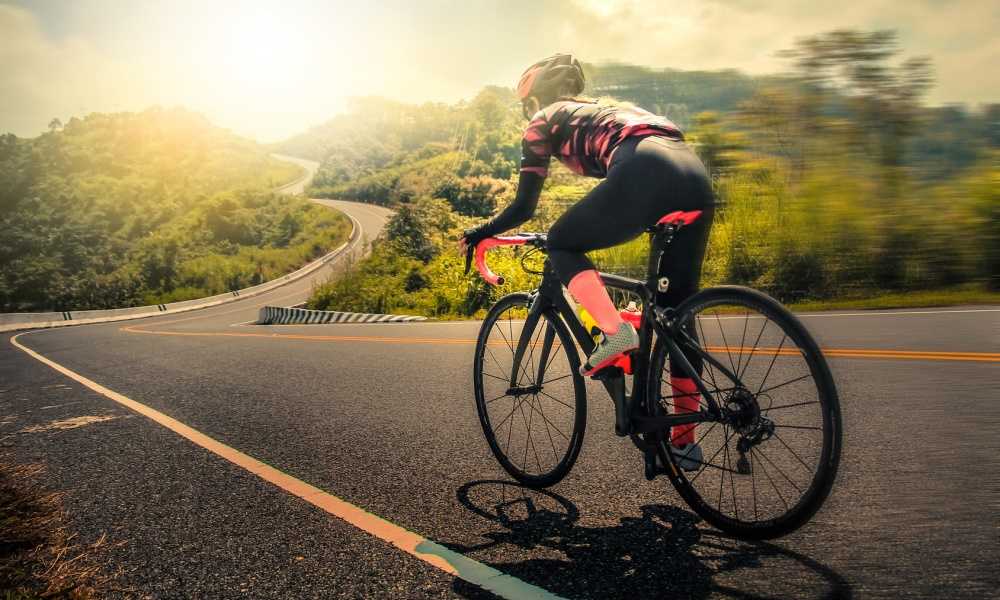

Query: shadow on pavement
449,480,851,600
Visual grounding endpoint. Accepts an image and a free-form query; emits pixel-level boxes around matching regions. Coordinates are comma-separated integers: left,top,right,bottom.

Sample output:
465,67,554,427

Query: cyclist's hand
459,225,489,274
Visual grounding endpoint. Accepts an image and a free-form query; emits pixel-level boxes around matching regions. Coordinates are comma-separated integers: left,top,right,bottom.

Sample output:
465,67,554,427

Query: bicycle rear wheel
474,293,587,488
648,286,842,539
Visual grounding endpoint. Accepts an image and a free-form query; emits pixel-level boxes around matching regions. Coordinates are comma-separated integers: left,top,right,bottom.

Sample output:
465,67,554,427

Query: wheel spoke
492,395,527,433
753,446,803,494
714,311,739,376
532,397,571,441
484,347,508,381
758,373,813,396
486,392,514,404
764,400,820,412
755,333,788,396
750,448,759,521
690,427,734,485
772,431,814,472
517,395,532,470
695,317,726,404
524,397,543,473
541,372,573,385
737,318,770,381
752,447,789,510
482,371,510,384
532,393,563,460
537,389,576,412
718,425,727,512
735,310,750,378
726,428,739,520
493,319,515,354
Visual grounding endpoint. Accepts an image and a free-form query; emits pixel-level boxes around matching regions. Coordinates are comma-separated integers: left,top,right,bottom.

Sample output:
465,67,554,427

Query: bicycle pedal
644,451,657,481
643,450,670,481
591,366,626,382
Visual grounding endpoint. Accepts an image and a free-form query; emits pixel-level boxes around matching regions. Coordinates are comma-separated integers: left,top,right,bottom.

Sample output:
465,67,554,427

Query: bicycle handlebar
473,236,530,286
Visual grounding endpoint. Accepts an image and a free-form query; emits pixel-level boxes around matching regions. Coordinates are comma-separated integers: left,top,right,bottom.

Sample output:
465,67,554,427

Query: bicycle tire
648,285,842,539
474,293,587,488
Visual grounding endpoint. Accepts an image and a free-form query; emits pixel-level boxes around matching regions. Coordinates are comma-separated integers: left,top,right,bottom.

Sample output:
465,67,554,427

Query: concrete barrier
257,306,426,325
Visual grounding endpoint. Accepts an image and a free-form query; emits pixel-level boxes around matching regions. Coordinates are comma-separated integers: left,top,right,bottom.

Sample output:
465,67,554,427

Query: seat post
647,226,674,303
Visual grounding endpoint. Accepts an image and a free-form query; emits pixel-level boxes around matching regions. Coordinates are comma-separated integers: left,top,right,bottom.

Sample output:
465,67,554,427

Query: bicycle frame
507,225,746,440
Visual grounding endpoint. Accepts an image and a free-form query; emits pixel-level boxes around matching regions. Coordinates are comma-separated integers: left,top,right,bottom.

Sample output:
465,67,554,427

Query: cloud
557,0,999,104
0,5,152,136
1,1,996,141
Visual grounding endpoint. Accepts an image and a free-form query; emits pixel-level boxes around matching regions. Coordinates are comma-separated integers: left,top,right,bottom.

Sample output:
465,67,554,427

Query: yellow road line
10,332,563,600
120,325,1000,363
704,345,1000,363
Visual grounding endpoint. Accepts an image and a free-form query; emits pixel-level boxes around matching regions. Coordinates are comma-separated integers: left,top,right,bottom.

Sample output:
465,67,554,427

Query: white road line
796,308,1000,317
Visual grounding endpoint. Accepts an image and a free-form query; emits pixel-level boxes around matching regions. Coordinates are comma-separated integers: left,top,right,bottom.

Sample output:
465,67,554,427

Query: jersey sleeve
480,112,551,236
520,111,553,176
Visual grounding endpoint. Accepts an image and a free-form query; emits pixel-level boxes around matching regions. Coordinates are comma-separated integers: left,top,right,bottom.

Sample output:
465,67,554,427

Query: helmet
516,54,585,102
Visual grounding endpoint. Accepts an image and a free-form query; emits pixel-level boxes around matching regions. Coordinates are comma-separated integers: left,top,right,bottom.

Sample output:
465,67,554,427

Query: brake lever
464,244,474,274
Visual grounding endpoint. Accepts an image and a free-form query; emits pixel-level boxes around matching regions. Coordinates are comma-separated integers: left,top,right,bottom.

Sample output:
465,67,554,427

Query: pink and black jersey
521,100,684,179
479,100,686,238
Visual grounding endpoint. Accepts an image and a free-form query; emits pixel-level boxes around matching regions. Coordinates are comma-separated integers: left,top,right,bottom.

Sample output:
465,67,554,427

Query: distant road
3,164,999,596
271,153,321,195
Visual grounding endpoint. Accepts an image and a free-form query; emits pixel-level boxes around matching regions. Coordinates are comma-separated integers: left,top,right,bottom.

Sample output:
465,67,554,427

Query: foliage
306,31,997,317
0,108,350,311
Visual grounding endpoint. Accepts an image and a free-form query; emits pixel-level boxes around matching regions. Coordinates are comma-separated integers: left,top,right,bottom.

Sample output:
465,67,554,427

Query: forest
293,30,997,318
0,108,351,311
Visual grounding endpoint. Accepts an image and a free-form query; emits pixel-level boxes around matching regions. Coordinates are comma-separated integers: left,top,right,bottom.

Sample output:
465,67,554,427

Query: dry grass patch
0,457,126,599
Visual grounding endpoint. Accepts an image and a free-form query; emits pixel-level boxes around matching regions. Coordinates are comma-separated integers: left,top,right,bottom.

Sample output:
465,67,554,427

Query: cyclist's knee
549,249,593,287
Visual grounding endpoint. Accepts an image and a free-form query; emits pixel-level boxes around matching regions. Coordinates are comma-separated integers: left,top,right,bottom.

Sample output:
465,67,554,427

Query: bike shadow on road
447,480,851,600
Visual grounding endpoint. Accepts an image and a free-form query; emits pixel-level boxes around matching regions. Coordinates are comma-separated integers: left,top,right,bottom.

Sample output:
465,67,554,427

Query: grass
0,458,124,599
420,285,999,322
786,286,1000,313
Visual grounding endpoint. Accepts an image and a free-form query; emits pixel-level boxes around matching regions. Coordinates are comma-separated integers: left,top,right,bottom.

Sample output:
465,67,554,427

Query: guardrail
0,212,358,333
257,306,426,325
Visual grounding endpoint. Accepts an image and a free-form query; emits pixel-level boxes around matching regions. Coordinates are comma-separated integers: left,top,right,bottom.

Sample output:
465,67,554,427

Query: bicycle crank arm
595,369,630,436
630,411,715,435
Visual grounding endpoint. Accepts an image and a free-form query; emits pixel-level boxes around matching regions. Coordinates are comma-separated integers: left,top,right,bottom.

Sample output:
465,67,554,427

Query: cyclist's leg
636,140,714,447
547,175,642,336
547,143,658,338
553,135,715,444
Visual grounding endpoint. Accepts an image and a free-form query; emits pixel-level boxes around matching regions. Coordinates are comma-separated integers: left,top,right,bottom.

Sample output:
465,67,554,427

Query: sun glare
217,12,307,94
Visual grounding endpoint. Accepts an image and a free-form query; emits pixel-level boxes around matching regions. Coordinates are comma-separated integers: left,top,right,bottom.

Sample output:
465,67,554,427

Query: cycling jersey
481,100,684,237
521,100,684,179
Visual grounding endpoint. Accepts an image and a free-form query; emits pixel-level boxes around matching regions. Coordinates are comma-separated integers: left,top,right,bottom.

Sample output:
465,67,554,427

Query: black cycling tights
548,135,715,307
547,135,715,374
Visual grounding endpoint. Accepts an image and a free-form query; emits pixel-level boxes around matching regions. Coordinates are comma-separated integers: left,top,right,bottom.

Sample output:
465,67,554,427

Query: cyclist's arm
479,113,551,236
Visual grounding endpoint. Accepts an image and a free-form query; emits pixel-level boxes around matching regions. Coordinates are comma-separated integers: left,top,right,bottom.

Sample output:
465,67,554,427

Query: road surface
2,198,998,598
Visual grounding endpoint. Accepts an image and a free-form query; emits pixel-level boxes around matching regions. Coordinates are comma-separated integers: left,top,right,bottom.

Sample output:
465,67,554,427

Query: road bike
467,210,842,539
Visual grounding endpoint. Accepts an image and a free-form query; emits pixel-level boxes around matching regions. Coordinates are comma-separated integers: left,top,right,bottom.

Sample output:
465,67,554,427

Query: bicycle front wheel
473,293,587,488
649,286,842,539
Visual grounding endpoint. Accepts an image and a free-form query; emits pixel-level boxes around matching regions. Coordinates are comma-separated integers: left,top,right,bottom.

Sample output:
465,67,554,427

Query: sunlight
217,11,307,93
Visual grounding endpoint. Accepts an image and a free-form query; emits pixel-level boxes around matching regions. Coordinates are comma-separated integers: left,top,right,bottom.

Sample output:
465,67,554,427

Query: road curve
3,205,999,598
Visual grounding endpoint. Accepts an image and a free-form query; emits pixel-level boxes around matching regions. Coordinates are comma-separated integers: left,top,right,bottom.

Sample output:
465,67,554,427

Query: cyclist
460,54,715,469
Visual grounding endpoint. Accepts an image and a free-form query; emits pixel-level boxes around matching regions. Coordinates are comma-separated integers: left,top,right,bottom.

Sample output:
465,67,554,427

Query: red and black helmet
516,54,585,102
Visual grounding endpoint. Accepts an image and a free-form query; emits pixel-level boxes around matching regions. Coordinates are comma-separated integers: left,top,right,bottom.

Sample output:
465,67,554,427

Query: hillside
292,38,997,318
277,65,762,163
0,108,350,311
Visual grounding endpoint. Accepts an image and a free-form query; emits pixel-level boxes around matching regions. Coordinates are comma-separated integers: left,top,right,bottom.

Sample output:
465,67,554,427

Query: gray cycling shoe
580,321,639,376
658,442,703,472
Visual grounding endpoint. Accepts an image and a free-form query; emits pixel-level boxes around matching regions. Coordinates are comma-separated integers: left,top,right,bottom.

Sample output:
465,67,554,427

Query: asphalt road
3,198,998,598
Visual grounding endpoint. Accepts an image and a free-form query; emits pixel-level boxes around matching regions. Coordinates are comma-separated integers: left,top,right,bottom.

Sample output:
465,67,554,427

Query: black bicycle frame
507,225,745,439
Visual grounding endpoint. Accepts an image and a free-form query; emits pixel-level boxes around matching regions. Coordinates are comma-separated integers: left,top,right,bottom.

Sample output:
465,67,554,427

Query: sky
1,0,997,142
